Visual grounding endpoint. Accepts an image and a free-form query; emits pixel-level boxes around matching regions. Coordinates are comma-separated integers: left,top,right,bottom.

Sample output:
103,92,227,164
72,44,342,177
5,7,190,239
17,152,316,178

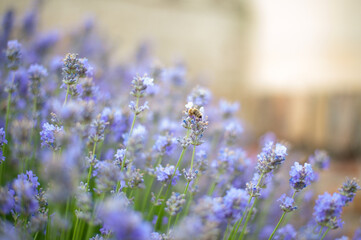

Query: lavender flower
256,141,287,175
28,64,48,97
129,100,149,115
94,160,122,193
313,192,344,229
114,148,129,168
308,150,330,170
12,171,40,214
222,188,249,220
130,74,154,98
338,178,360,205
40,122,64,150
155,164,180,185
289,162,315,191
151,232,173,240
126,168,144,189
187,86,211,107
182,168,198,183
194,150,208,173
274,224,297,240
6,40,22,70
97,195,151,240
0,128,7,163
62,53,87,86
224,121,243,145
75,182,92,221
0,186,14,214
278,194,297,212
153,134,176,156
88,114,108,143
219,100,239,119
79,57,94,78
165,192,186,216
2,9,14,40
22,9,37,38
183,102,208,146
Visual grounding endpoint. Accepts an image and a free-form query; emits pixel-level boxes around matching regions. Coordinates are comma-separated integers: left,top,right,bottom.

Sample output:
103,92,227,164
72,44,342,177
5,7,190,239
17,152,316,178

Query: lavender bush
0,6,360,240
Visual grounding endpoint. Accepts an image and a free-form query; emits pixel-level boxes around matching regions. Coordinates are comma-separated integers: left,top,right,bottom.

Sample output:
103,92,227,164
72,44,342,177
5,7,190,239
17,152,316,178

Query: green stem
60,199,70,240
167,215,172,231
129,96,139,136
184,145,196,195
228,173,264,240
268,191,296,240
147,185,164,220
27,96,37,170
268,212,286,240
190,145,196,170
46,202,52,240
86,142,97,191
223,223,230,240
318,226,324,235
155,147,188,228
238,197,258,240
154,130,190,230
172,147,187,179
320,228,329,240
142,156,163,211
208,181,217,196
120,96,139,173
0,73,14,183
116,96,140,192
63,85,70,106
237,172,265,240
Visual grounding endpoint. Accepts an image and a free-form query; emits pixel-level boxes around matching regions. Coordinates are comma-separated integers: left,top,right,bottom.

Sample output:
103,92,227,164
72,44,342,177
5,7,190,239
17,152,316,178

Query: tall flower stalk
236,142,288,240
268,162,315,240
116,74,153,192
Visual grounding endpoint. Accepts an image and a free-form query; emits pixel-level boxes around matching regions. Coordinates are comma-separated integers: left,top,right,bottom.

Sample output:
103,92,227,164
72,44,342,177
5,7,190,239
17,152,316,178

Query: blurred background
1,0,361,235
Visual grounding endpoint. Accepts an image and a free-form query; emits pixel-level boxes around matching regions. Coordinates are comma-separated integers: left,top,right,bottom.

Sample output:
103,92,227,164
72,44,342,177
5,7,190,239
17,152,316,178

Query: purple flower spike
313,192,344,229
289,162,315,191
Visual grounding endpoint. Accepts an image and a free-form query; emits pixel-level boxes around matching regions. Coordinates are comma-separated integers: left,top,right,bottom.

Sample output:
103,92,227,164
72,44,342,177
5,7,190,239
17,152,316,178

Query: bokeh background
1,0,361,235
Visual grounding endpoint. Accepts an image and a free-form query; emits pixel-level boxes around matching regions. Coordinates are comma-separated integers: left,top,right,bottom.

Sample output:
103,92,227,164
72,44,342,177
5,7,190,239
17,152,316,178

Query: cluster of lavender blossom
0,5,360,240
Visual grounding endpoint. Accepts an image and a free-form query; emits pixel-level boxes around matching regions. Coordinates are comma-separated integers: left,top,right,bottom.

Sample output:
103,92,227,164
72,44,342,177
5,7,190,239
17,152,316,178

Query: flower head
308,150,330,170
12,171,40,214
98,195,151,240
62,53,88,86
256,142,287,174
89,115,108,143
130,74,154,98
165,192,186,216
0,186,14,214
153,134,176,156
222,188,249,220
274,224,296,240
289,162,315,191
219,100,239,119
40,122,64,150
155,164,180,185
278,194,297,212
94,160,122,193
28,64,48,96
6,40,22,70
114,149,129,168
187,86,211,107
313,192,344,229
338,178,360,205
